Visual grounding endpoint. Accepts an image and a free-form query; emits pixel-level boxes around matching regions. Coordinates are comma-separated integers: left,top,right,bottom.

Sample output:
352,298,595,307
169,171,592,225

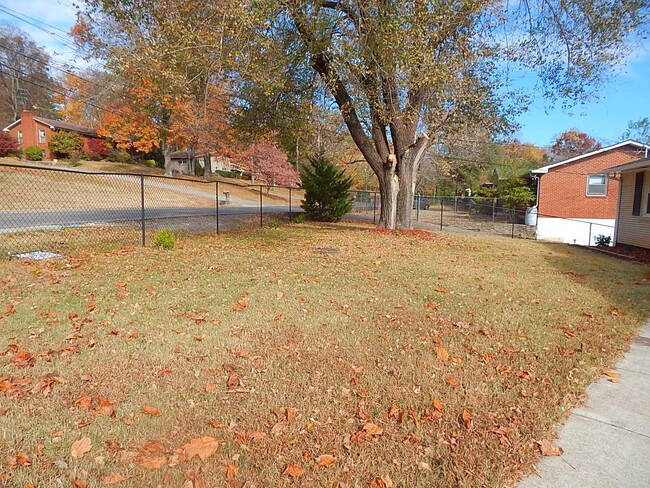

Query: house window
38,129,46,143
633,172,644,216
17,131,22,144
586,174,606,196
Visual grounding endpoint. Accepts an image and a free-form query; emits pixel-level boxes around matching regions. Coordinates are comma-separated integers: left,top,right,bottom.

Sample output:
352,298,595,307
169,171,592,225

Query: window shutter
632,171,644,216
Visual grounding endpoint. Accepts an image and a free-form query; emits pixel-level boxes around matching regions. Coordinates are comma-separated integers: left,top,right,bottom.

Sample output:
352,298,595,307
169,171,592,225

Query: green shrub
25,146,43,161
48,131,84,158
267,218,280,228
594,234,612,247
300,154,354,222
85,151,102,161
153,229,176,250
109,150,131,163
145,159,156,168
294,213,306,223
194,160,204,177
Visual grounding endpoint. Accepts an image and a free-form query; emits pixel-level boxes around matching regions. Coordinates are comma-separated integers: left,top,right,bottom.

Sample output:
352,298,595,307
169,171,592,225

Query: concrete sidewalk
519,319,650,488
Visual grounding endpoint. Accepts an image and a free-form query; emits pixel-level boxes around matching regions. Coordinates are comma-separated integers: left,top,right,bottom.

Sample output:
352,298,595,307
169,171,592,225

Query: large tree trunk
203,152,212,179
162,139,172,176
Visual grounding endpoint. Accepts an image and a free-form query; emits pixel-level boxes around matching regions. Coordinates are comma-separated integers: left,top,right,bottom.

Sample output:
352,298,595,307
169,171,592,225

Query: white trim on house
532,140,650,174
605,157,650,175
2,119,20,131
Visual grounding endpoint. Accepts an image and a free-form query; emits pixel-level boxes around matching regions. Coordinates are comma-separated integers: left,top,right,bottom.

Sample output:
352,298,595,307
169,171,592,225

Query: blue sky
1,1,649,149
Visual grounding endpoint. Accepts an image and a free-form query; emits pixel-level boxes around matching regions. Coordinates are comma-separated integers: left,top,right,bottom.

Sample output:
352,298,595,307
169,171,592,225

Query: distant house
605,157,650,250
170,150,250,177
3,109,103,161
531,140,650,245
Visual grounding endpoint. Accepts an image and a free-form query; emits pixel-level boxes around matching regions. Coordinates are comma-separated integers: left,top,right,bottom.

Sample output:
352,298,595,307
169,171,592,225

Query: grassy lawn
1,223,649,487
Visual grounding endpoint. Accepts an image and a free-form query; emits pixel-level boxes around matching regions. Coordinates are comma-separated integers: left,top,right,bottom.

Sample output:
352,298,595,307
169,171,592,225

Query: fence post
440,197,444,231
416,194,420,222
492,198,496,222
511,210,515,239
454,195,458,213
140,175,145,246
588,222,592,246
370,192,375,224
215,181,220,235
260,185,264,227
289,187,292,221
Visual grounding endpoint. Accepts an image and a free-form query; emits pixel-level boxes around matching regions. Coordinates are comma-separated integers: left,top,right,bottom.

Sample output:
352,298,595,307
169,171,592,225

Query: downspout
613,173,622,246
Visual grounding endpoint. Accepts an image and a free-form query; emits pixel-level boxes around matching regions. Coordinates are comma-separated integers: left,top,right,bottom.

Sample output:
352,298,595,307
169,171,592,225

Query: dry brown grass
1,223,649,487
0,158,298,210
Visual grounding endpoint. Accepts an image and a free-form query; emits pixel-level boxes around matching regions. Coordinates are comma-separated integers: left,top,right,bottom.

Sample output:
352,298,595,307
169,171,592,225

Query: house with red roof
3,109,104,161
531,140,650,245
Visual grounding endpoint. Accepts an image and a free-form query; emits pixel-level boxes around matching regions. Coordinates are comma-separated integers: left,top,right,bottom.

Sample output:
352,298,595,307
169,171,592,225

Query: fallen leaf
603,371,620,378
461,409,473,429
362,422,383,436
247,431,266,441
283,464,305,477
368,475,393,488
142,405,162,416
71,437,92,459
181,436,220,461
226,373,240,388
436,346,450,361
536,440,564,456
315,454,336,467
4,303,15,316
205,383,217,393
135,455,167,470
226,463,238,480
432,399,443,413
445,377,460,388
103,472,126,484
208,419,224,429
72,479,88,488
233,299,248,312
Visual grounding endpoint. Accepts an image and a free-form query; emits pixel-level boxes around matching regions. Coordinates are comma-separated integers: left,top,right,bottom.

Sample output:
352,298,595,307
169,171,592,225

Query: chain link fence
0,163,302,257
1,163,615,257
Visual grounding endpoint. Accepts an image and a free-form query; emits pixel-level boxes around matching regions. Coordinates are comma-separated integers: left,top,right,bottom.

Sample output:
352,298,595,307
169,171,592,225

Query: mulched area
592,245,650,264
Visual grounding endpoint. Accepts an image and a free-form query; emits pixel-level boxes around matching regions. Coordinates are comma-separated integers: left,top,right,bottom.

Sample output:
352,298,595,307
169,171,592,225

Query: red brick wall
538,146,646,219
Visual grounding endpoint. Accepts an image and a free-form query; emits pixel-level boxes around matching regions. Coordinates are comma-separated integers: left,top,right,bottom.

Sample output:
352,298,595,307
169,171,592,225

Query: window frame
38,129,46,144
17,130,22,144
586,173,607,197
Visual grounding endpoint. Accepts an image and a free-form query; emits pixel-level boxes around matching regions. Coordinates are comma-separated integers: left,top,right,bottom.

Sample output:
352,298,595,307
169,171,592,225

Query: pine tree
300,154,354,222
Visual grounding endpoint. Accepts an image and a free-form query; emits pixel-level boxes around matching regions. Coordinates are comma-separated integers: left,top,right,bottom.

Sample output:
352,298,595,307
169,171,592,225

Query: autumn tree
74,0,238,175
550,129,602,161
0,25,56,125
244,139,300,188
622,117,650,145
56,69,116,127
244,1,647,229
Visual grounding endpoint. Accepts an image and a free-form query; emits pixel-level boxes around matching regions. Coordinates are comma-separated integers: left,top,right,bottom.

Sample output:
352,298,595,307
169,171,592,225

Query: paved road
0,205,292,232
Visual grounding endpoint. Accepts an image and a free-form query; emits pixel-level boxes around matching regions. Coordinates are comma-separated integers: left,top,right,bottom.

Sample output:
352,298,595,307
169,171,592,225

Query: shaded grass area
1,223,649,487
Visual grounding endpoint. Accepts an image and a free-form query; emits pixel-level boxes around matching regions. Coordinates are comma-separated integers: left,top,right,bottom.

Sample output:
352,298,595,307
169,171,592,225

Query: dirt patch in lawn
1,223,649,487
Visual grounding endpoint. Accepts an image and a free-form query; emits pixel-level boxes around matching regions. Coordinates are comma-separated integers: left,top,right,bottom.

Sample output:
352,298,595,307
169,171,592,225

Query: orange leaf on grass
315,454,336,467
181,436,220,461
4,303,15,316
226,463,238,480
283,464,305,477
103,472,126,484
71,479,88,488
436,346,450,361
362,422,383,436
432,399,443,413
135,455,167,470
461,409,473,429
226,373,240,388
232,299,248,312
71,437,92,459
142,405,162,416
445,377,460,388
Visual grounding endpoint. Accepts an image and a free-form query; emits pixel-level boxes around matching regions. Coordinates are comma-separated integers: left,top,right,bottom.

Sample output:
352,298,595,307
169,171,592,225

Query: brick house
605,157,650,249
531,140,650,245
3,109,103,161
